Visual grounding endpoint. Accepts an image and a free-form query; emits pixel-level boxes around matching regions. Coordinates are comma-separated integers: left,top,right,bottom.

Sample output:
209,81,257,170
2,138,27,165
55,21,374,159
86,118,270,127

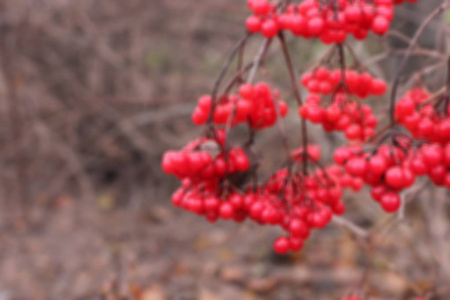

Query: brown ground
0,186,448,300
0,0,448,299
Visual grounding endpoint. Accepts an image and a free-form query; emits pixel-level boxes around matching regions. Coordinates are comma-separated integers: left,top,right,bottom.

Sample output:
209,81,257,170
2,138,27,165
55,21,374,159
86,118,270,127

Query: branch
278,31,303,106
332,216,369,239
247,38,272,83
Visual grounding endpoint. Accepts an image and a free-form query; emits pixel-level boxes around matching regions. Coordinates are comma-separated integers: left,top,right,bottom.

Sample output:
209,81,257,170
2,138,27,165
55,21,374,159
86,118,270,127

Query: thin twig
278,31,310,175
247,38,272,83
207,33,251,126
332,216,369,239
278,31,303,106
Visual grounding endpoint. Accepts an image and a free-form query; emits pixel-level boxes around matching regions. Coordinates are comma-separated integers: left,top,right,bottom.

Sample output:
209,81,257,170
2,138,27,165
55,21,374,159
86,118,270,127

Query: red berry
308,17,325,35
289,218,309,238
346,158,368,177
261,19,279,38
239,83,254,99
274,236,290,254
345,5,362,23
372,16,389,35
421,144,443,167
246,15,262,33
219,203,235,219
380,193,401,212
369,155,388,175
385,166,406,189
370,78,387,95
334,147,351,165
204,196,220,212
289,237,303,251
251,0,270,15
371,185,387,202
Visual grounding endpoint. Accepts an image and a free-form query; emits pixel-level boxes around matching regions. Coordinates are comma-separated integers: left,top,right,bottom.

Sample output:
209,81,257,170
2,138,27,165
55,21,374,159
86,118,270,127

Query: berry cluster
171,184,253,223
299,93,378,141
301,67,387,98
298,67,384,141
334,143,415,212
162,131,249,182
409,143,450,188
395,88,450,144
192,82,288,130
163,131,254,223
328,164,364,192
161,0,430,268
246,0,396,41
264,166,345,254
165,143,346,254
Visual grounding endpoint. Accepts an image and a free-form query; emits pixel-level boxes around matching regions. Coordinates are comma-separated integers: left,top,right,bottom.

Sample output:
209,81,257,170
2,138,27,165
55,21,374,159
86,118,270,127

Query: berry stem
336,43,348,94
236,36,246,84
278,31,310,175
444,56,450,113
272,91,291,160
222,61,259,96
247,38,272,83
343,42,362,69
207,33,251,129
278,31,303,106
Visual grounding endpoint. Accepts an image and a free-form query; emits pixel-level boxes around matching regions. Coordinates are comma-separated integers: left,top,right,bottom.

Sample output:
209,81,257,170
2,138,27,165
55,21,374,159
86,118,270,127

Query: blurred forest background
0,0,448,299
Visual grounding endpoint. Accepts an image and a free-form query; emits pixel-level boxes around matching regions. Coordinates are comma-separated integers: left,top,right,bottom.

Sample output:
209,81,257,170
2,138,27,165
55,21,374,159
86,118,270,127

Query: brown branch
332,216,369,239
278,31,303,106
247,38,272,83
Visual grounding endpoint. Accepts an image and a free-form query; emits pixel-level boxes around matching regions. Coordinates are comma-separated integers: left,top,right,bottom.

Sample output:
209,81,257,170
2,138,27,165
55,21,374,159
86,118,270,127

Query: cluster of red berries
172,165,341,255
299,93,378,141
334,143,415,212
265,165,346,254
165,143,347,254
409,143,450,188
163,130,255,223
162,131,250,182
162,0,429,262
298,67,384,141
192,82,288,130
301,67,387,98
327,164,364,192
246,0,395,42
171,184,254,223
394,88,450,187
395,88,450,144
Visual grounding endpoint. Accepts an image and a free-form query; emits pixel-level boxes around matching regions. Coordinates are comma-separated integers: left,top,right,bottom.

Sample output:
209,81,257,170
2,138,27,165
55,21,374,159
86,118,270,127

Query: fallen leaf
194,236,213,250
98,193,115,210
220,266,245,282
129,283,143,299
247,278,276,293
141,285,166,300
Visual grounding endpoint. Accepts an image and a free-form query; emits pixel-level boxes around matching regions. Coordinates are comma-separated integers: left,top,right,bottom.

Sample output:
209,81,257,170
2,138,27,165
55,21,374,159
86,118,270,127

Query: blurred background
0,0,448,299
